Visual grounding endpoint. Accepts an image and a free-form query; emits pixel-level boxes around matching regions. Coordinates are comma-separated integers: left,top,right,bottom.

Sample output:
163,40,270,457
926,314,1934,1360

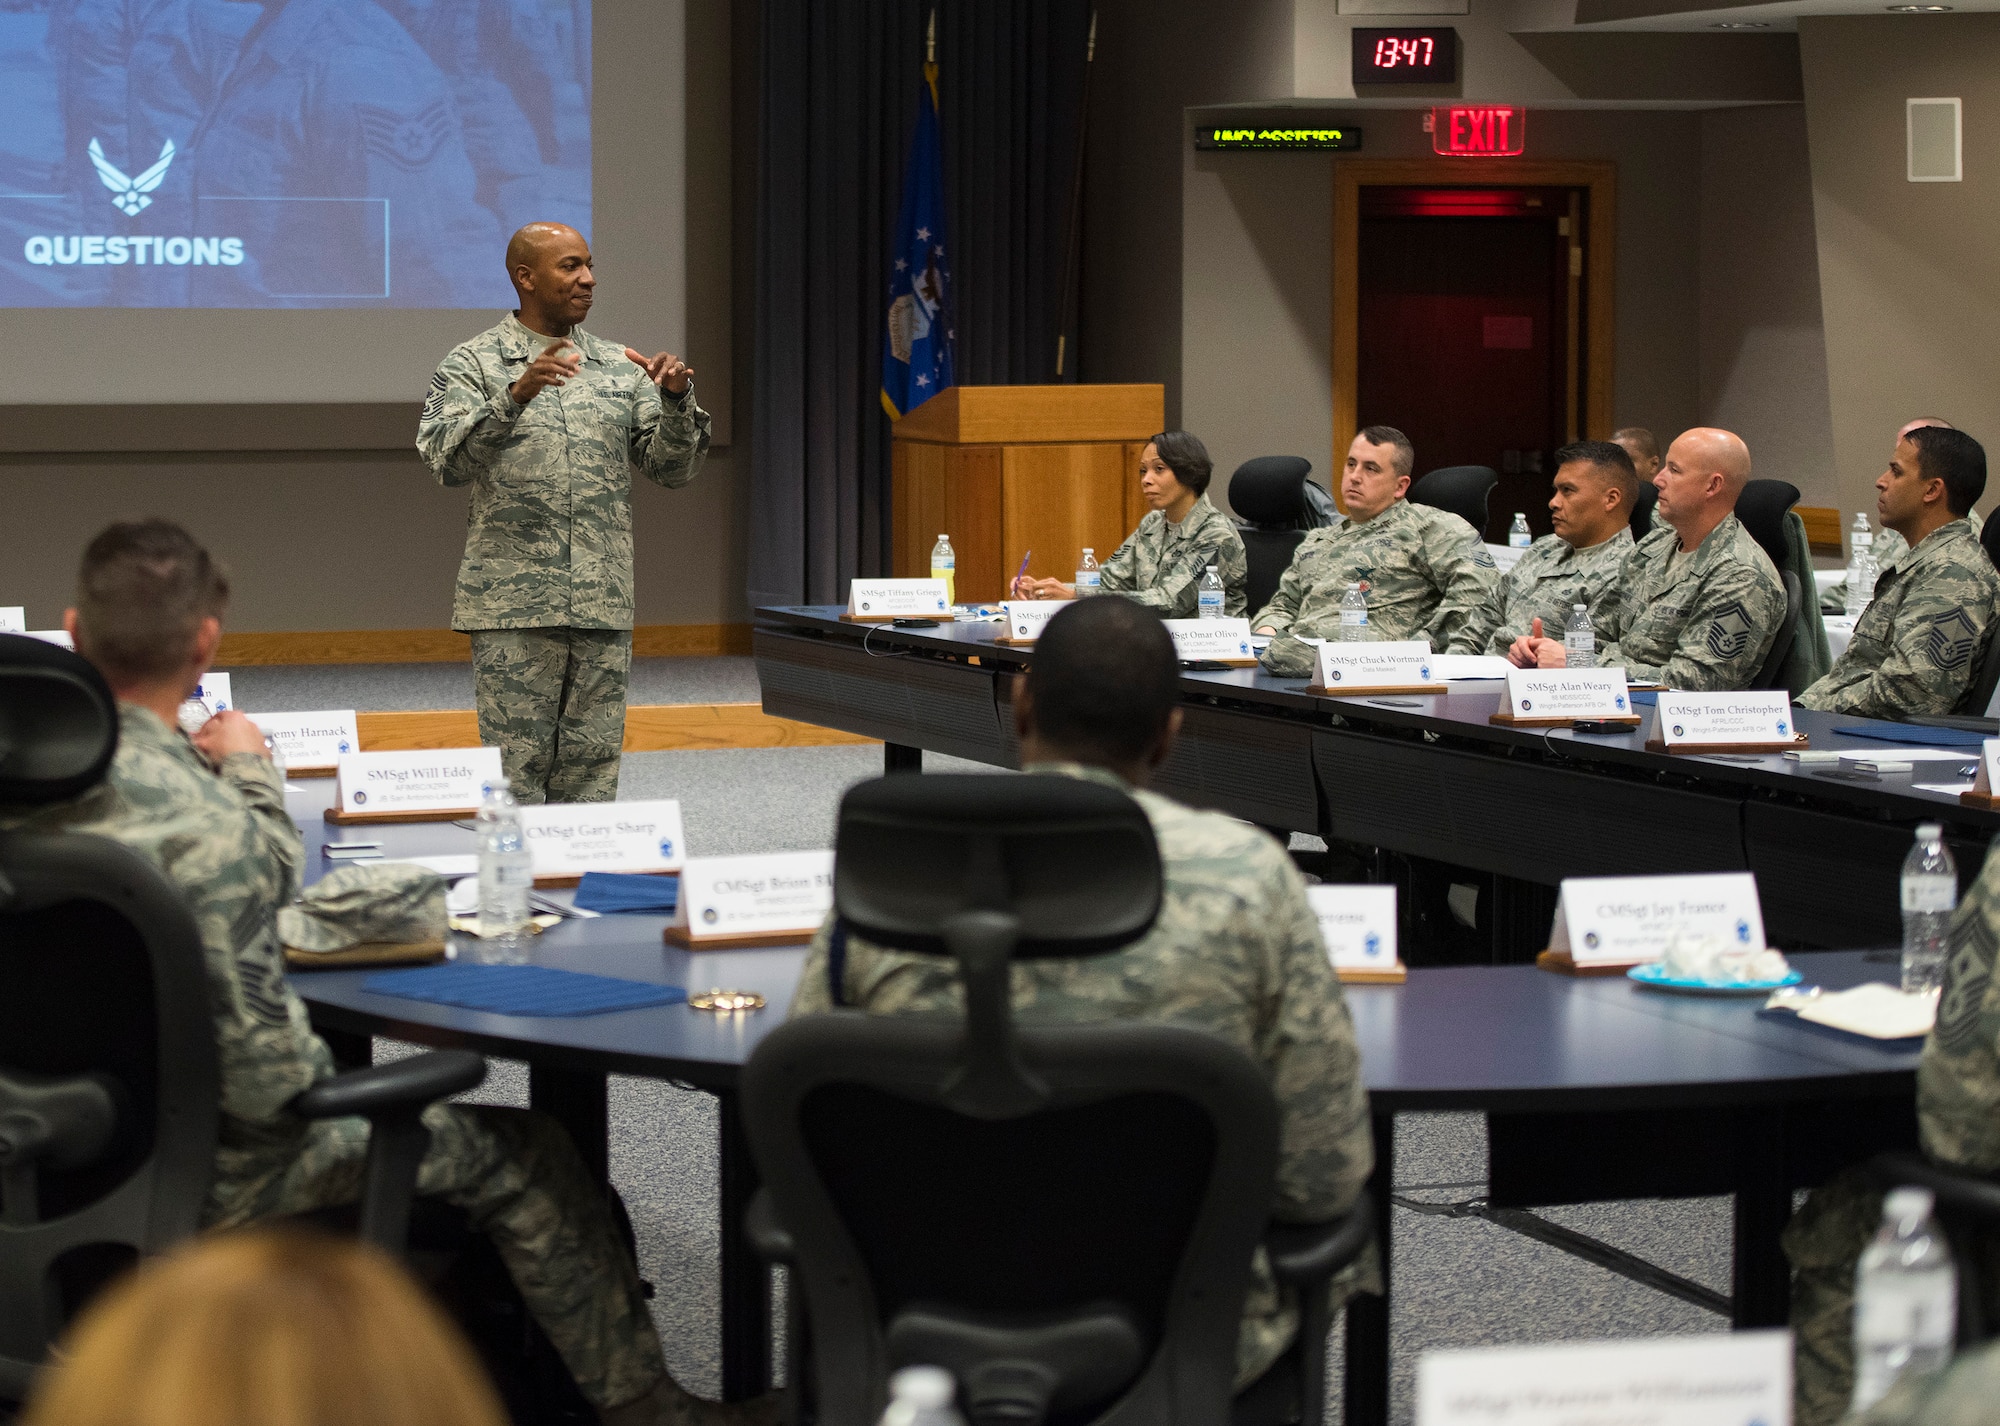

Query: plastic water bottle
1075,547,1101,597
1339,582,1368,641
1847,513,1877,619
1508,513,1533,548
477,777,532,955
879,1366,968,1426
1198,564,1225,619
1901,822,1957,994
1851,1186,1957,1413
929,534,956,607
1564,603,1595,669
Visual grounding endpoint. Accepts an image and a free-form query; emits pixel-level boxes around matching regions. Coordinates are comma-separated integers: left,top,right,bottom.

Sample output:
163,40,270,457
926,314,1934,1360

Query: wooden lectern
891,384,1166,604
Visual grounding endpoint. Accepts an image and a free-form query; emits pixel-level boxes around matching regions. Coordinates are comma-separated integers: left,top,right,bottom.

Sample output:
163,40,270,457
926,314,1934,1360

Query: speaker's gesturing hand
510,338,581,404
624,347,693,394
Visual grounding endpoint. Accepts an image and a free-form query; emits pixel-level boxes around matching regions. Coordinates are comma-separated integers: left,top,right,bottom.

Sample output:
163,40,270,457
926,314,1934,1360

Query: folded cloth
572,871,679,915
1833,723,1989,748
361,964,686,1017
281,863,447,952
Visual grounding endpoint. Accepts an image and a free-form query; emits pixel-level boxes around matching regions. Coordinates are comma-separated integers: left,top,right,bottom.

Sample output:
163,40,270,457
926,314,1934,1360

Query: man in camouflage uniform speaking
1798,425,2000,720
1487,439,1638,662
1254,426,1500,676
792,596,1376,1391
418,222,711,804
1511,428,1785,690
0,522,750,1426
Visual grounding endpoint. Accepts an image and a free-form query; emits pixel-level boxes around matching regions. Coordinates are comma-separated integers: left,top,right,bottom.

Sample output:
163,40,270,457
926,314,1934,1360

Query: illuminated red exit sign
1431,106,1526,157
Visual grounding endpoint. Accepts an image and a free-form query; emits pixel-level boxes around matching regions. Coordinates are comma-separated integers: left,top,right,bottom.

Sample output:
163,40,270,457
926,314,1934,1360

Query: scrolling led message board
1431,106,1526,157
1351,28,1459,85
1194,126,1363,151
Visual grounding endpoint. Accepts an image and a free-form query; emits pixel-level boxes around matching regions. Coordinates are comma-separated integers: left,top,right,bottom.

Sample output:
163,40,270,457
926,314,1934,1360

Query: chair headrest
1227,457,1314,527
1630,481,1659,538
1408,466,1498,534
1733,479,1800,573
0,634,118,805
835,773,1162,959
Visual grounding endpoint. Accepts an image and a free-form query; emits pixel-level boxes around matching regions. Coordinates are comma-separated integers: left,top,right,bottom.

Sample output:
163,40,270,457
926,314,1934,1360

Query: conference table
283,779,1921,1422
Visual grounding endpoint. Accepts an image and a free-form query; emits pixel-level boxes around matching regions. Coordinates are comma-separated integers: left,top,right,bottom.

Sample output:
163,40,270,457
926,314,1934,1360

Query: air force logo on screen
88,138,174,216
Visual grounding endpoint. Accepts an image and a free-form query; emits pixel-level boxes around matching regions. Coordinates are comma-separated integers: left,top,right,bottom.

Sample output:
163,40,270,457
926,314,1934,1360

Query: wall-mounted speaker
1908,97,1962,182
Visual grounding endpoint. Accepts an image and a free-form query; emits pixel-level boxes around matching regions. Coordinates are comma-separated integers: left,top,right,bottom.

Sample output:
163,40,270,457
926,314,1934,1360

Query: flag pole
1054,9,1097,379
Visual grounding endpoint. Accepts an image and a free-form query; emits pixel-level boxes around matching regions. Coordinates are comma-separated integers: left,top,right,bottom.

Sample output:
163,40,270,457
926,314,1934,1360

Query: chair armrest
1264,1199,1374,1286
745,1188,796,1264
291,1050,486,1122
1867,1152,2000,1224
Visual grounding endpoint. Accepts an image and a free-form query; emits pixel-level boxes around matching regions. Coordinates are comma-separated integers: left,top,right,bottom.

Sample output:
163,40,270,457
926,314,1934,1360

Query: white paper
0,607,24,633
1839,748,1976,763
1550,871,1765,966
249,710,360,770
1002,600,1064,641
390,854,481,878
1428,654,1513,681
1796,983,1938,1040
673,851,834,940
1307,884,1399,971
26,629,74,649
1501,668,1633,720
1314,640,1436,690
846,578,949,618
1417,1330,1791,1426
1655,691,1796,746
1915,781,1977,795
1163,617,1255,662
521,800,685,877
334,747,503,816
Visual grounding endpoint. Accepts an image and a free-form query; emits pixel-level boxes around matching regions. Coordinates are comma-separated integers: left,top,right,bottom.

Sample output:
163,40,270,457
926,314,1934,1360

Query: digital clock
1351,27,1459,85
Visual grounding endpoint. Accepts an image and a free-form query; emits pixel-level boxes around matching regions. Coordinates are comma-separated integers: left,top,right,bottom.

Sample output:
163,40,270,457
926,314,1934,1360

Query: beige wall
1802,14,2000,521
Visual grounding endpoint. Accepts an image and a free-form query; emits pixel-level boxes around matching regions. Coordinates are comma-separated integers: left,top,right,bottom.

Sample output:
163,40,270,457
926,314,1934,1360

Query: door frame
1332,157,1618,482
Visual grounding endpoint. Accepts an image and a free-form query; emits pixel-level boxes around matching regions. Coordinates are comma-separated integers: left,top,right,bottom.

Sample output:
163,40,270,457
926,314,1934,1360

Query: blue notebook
361,964,687,1017
1833,724,1990,748
572,872,679,915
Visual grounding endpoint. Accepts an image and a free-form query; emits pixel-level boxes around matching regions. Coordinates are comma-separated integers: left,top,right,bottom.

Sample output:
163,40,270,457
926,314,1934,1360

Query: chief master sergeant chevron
418,222,711,803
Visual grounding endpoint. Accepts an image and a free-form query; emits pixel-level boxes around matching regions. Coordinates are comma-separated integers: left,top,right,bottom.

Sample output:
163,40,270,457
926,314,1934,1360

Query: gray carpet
292,661,1735,1422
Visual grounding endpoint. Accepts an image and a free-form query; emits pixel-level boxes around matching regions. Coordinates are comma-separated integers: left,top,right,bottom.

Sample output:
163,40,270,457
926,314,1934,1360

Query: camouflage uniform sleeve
790,915,839,1017
1420,523,1502,655
1801,569,1994,720
631,377,713,490
416,343,524,489
1251,529,1321,633
216,751,303,902
1256,853,1374,1219
1219,527,1250,618
1094,528,1145,597
1116,534,1219,618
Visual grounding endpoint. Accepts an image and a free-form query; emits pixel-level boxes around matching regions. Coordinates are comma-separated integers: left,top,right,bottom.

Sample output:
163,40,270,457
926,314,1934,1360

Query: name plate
1965,738,2000,808
1311,640,1436,692
1307,884,1404,982
667,850,834,947
26,629,74,649
1548,872,1765,967
845,578,949,619
249,710,360,772
1497,668,1634,724
522,799,686,882
1653,691,1798,749
1417,1330,1790,1426
0,607,23,634
1002,600,1065,642
1163,617,1256,664
331,746,503,822
190,672,233,713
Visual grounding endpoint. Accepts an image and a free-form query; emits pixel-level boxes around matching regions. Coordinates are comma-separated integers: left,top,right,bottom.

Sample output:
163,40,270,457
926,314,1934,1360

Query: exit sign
1432,106,1526,157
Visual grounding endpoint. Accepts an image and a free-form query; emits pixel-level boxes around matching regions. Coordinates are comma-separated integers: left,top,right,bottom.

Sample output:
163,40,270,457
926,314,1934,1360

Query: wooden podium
891,384,1166,604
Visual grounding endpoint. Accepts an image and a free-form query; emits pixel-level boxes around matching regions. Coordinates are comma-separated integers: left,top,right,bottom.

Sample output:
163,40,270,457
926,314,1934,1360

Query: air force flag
881,64,954,420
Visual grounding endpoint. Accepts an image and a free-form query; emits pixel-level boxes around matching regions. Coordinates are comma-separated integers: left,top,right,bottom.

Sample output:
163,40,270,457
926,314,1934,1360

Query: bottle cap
1885,1185,1936,1221
1917,822,1944,842
1574,603,1587,612
1082,548,1093,555
889,1366,956,1409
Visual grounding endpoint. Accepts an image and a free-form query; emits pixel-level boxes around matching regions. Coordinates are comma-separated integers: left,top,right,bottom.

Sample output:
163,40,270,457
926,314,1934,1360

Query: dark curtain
750,0,1093,609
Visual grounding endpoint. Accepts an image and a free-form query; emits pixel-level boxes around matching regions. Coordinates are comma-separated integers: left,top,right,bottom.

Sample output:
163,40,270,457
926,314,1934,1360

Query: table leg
884,741,924,775
530,1065,610,1186
715,1087,771,1401
1732,1111,1792,1327
1344,1110,1396,1426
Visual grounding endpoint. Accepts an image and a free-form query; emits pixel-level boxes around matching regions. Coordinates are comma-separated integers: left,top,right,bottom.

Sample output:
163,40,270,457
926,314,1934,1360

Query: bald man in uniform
1513,428,1786,690
417,223,711,803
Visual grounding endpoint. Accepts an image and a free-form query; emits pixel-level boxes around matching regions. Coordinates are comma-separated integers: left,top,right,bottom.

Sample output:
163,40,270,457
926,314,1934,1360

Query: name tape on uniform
1307,884,1399,974
1654,691,1795,746
334,747,503,816
1002,600,1065,641
1415,1330,1791,1426
0,607,23,633
1548,871,1765,967
846,578,949,619
521,799,686,878
1163,617,1256,663
1502,668,1632,721
1314,640,1435,691
248,710,360,771
191,672,233,713
671,851,834,944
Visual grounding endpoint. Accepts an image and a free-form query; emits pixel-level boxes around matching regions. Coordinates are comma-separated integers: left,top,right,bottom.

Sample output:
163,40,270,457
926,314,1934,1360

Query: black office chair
1981,511,2000,572
1629,482,1659,539
1747,571,1804,692
1229,456,1319,619
1867,1153,2000,1346
0,634,485,1398
1409,465,1499,540
743,774,1372,1426
1735,478,1801,576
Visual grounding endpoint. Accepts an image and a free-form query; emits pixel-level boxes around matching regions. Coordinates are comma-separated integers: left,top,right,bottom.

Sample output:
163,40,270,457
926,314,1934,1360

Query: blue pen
1011,548,1032,595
